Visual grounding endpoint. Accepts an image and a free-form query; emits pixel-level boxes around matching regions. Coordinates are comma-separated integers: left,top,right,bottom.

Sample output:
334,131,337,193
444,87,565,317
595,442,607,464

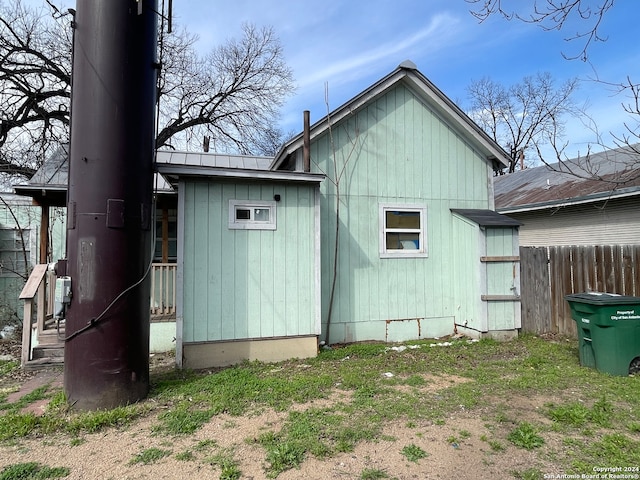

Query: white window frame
228,200,277,230
379,203,428,258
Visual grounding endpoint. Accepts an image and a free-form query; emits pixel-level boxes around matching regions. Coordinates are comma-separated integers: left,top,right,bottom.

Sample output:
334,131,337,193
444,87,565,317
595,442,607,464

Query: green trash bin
565,293,640,376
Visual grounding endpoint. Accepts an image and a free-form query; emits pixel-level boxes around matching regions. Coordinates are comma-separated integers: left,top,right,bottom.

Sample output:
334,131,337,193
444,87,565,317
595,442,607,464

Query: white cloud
293,12,461,90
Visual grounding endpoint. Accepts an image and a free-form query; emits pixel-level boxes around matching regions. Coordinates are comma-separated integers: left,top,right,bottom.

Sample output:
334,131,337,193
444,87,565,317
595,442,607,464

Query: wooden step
32,343,64,360
38,329,65,345
23,356,64,370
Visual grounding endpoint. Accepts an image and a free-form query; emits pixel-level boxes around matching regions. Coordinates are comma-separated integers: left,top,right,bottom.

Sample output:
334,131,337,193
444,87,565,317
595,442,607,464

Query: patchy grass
129,447,172,465
508,422,545,450
400,444,428,463
206,448,241,480
3,335,640,477
360,467,390,479
0,462,70,479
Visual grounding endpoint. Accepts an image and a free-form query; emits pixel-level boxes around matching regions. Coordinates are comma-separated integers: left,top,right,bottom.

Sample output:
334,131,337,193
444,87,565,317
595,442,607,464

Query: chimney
303,110,310,172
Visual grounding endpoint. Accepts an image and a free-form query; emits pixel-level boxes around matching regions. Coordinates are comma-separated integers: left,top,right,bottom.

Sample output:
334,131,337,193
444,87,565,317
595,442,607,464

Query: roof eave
496,187,640,214
157,163,325,185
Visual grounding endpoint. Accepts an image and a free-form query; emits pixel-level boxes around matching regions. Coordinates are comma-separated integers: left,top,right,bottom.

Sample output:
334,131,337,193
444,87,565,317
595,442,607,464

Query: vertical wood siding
484,228,521,331
181,180,317,343
313,83,496,342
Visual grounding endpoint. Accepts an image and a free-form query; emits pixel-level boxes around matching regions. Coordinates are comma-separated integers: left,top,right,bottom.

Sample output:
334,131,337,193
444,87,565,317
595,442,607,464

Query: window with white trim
229,200,276,230
379,204,427,258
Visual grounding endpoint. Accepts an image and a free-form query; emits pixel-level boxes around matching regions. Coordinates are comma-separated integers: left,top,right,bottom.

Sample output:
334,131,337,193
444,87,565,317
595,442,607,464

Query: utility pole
64,0,158,410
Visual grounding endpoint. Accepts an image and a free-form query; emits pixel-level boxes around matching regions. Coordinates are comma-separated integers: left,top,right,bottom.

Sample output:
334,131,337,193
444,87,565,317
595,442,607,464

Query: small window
229,200,277,230
379,204,427,258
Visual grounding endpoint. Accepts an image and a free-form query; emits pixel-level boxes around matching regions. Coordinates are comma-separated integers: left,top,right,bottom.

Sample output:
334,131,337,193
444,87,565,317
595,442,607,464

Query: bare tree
155,23,294,155
466,0,614,61
465,0,639,168
467,72,579,172
0,1,295,186
0,0,72,185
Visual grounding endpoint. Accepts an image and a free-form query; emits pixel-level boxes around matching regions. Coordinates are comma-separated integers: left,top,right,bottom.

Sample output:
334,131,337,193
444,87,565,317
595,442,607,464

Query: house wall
311,83,497,343
179,179,319,367
0,195,66,323
505,197,640,247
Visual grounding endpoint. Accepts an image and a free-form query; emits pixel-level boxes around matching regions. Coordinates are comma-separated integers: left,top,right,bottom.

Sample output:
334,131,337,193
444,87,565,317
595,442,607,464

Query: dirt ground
0,338,566,479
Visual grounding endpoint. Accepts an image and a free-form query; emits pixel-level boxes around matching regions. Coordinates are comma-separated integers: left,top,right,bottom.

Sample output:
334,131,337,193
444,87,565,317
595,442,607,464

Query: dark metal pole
64,0,158,410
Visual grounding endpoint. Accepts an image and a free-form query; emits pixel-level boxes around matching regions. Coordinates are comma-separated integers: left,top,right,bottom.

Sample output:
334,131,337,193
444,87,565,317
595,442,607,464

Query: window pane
386,233,420,250
385,211,420,229
254,208,270,222
154,239,162,260
236,208,251,220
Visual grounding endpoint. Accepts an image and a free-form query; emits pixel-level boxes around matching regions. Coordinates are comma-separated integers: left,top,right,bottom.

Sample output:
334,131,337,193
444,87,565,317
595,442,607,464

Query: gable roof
271,60,511,171
494,144,640,213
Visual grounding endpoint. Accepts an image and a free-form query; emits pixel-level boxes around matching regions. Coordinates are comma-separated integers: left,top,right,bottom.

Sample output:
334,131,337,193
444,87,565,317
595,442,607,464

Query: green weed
512,467,544,480
66,404,148,434
129,447,171,465
547,396,613,429
360,468,390,479
207,448,241,480
174,450,194,461
571,433,640,473
0,360,19,377
0,462,70,480
488,440,505,452
508,422,544,450
155,406,213,435
261,437,305,478
400,444,428,462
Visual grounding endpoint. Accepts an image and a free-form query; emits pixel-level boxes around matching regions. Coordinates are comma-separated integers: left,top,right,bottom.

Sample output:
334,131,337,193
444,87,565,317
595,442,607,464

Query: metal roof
494,145,640,213
156,150,272,170
154,149,323,184
157,163,324,185
26,144,69,188
13,145,175,204
451,209,521,227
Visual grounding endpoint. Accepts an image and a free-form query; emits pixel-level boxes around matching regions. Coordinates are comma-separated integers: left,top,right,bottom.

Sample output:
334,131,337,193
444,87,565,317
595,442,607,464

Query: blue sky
170,1,638,161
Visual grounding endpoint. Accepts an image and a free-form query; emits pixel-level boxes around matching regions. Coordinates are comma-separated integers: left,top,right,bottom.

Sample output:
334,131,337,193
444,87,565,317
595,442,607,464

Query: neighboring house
494,145,640,246
0,192,66,323
157,61,522,368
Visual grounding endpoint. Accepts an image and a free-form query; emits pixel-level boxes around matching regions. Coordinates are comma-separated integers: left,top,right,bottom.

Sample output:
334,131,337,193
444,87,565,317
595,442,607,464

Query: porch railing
20,262,177,365
19,264,53,366
150,263,177,318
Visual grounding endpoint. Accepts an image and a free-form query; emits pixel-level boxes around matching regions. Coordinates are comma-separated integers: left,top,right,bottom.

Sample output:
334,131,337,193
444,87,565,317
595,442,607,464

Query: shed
157,152,324,368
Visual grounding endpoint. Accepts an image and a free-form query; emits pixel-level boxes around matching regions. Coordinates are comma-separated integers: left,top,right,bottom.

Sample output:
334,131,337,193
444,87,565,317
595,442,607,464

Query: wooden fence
520,245,640,337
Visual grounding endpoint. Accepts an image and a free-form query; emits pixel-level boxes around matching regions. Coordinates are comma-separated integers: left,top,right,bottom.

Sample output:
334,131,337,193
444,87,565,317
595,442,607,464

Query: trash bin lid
565,292,640,305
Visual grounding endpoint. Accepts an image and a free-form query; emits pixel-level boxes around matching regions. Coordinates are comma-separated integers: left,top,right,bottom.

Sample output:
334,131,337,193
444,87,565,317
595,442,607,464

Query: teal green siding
181,180,318,343
0,198,66,322
484,228,521,332
312,83,498,343
451,215,483,331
